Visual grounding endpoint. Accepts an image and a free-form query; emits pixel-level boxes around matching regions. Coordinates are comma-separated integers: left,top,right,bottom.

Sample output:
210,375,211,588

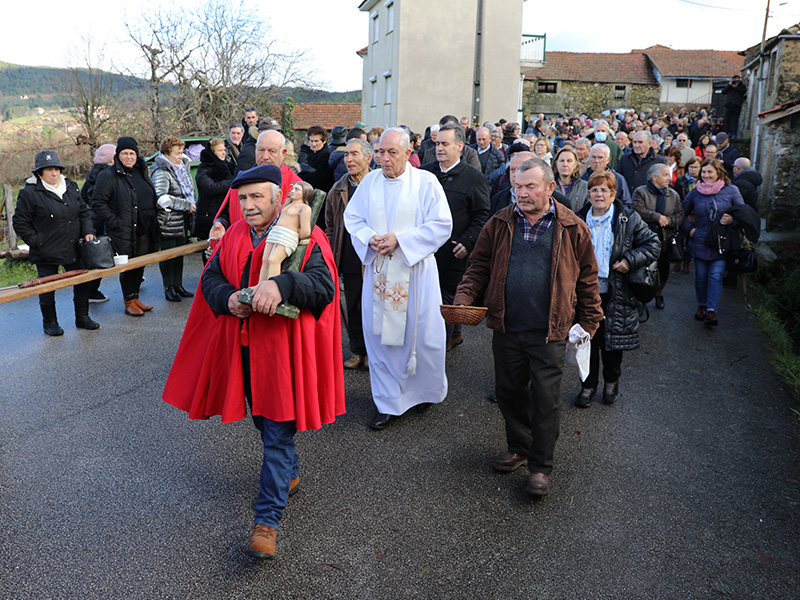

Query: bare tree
121,7,196,146
56,37,120,159
123,0,317,138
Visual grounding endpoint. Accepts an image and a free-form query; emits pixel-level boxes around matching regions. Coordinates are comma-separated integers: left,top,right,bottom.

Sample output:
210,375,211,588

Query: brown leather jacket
325,173,350,267
454,201,603,341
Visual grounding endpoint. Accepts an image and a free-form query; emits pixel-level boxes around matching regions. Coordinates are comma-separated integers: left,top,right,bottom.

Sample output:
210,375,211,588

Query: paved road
1,252,798,599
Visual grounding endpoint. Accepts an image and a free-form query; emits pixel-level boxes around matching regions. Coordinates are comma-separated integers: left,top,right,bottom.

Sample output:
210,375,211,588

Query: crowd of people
13,99,762,559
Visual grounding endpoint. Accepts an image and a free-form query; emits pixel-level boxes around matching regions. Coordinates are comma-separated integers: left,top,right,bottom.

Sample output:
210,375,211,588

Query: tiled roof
522,51,658,85
639,45,744,78
292,103,363,130
356,46,368,56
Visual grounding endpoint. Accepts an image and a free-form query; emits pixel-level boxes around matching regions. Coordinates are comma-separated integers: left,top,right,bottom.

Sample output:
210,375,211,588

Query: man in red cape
163,164,344,559
207,130,301,243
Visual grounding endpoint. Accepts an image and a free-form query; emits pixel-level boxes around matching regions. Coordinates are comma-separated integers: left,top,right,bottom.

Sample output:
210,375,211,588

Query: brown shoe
526,472,550,496
492,452,528,473
246,524,277,559
694,305,706,321
289,476,300,497
446,335,464,352
124,299,144,317
343,354,364,369
682,261,691,274
134,298,153,312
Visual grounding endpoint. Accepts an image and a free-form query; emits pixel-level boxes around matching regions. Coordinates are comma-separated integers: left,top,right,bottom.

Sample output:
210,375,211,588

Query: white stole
369,167,420,346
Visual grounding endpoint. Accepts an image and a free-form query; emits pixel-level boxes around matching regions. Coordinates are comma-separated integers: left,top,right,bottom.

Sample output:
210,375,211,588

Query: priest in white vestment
344,128,453,429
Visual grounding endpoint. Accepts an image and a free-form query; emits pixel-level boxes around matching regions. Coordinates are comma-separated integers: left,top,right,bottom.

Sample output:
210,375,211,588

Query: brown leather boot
124,299,144,317
134,298,153,311
246,524,277,559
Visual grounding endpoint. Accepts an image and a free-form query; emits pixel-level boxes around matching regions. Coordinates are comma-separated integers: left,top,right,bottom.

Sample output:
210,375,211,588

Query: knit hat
94,143,117,165
116,137,139,156
231,164,282,189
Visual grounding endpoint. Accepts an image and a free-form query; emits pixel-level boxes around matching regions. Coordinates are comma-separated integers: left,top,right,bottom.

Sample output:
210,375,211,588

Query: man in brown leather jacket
454,158,602,497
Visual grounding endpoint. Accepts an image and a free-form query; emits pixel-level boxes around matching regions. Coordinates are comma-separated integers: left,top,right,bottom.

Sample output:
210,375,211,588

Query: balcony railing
521,34,546,63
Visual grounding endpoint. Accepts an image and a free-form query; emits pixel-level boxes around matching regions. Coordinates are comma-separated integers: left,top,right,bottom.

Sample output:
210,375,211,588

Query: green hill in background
0,61,361,120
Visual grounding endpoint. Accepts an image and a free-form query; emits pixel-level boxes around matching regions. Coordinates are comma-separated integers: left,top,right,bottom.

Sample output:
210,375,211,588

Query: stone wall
761,111,800,232
522,80,660,116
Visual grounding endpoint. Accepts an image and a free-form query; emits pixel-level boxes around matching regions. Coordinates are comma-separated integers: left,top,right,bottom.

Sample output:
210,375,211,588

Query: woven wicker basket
440,305,488,326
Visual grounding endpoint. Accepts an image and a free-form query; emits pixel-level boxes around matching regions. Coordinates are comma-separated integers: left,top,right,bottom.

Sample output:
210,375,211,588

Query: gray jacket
150,153,195,238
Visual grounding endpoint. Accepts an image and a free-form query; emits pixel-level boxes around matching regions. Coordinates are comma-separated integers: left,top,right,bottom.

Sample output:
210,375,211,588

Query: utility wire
676,0,759,10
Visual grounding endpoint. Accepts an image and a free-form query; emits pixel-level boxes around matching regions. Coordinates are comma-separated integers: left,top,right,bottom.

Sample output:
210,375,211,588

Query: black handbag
666,232,684,263
79,236,115,269
726,238,758,273
627,260,661,303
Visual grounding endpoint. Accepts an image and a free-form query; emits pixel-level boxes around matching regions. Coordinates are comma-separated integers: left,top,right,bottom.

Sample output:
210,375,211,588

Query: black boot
75,301,100,330
41,304,63,337
164,286,182,302
174,284,194,298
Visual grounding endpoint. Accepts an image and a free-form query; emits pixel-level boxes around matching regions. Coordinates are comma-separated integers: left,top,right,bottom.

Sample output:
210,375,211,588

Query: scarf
586,204,615,291
172,160,196,204
42,175,67,199
369,168,420,347
646,180,667,232
696,179,725,195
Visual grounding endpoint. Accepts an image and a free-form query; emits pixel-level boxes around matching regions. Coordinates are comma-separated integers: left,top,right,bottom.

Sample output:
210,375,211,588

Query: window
676,79,692,88
538,82,557,94
385,75,392,104
614,85,627,100
372,12,379,43
385,1,394,32
371,81,377,107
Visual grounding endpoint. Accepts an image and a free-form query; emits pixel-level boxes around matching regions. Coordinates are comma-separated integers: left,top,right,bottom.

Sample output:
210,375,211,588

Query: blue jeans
252,416,299,529
694,258,726,311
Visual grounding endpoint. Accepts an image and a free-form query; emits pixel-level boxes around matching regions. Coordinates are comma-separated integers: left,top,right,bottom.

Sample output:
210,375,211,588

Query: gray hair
593,119,609,129
380,127,410,150
347,138,373,158
575,137,592,150
517,157,554,186
589,143,610,157
647,163,670,180
633,130,653,143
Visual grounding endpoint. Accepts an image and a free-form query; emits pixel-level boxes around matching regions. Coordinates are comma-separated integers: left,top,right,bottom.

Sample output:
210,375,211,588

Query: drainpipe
472,0,483,123
753,0,771,167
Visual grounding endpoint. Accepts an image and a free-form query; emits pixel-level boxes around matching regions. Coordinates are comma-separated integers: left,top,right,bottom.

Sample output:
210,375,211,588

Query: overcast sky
0,0,797,92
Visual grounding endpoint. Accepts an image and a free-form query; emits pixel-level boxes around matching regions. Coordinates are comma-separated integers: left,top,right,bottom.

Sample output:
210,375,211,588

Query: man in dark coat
472,126,506,178
420,123,490,351
714,132,741,179
224,124,244,170
722,75,747,137
617,131,667,194
732,158,763,209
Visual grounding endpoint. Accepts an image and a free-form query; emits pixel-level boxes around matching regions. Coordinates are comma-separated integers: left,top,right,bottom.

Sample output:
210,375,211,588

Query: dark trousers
725,105,742,137
657,246,671,288
343,272,366,356
159,235,187,288
584,294,623,390
119,233,150,300
36,262,90,312
492,329,566,475
243,347,298,529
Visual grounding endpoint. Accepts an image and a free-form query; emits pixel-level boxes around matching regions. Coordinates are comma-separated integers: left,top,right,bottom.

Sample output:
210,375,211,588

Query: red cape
162,219,345,431
215,164,301,224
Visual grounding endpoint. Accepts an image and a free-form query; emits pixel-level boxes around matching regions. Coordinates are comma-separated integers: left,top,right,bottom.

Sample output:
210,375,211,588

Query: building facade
358,0,525,133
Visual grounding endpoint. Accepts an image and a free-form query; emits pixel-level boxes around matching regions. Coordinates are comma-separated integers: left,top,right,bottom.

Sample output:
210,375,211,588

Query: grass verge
747,243,800,419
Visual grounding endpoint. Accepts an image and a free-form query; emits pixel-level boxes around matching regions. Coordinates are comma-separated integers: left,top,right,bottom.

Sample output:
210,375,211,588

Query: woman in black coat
13,150,98,335
92,137,159,317
575,171,660,407
80,143,116,303
194,139,234,240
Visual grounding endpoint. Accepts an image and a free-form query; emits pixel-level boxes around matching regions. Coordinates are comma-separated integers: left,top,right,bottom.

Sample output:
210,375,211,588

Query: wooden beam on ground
0,240,208,306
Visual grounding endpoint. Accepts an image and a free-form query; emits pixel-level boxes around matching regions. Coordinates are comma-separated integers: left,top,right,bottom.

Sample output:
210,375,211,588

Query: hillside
0,61,361,120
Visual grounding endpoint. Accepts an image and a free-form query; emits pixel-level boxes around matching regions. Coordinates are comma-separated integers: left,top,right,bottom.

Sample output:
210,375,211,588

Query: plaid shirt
514,199,556,242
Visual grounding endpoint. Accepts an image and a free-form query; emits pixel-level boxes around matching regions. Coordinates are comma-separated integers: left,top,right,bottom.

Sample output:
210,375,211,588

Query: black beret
231,164,282,189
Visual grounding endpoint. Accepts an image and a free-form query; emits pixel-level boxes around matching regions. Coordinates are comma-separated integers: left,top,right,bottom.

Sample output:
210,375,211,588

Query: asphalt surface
1,252,798,599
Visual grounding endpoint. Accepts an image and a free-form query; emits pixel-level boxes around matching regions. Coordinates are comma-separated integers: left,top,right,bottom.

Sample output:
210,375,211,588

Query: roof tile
292,103,362,130
523,51,658,85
